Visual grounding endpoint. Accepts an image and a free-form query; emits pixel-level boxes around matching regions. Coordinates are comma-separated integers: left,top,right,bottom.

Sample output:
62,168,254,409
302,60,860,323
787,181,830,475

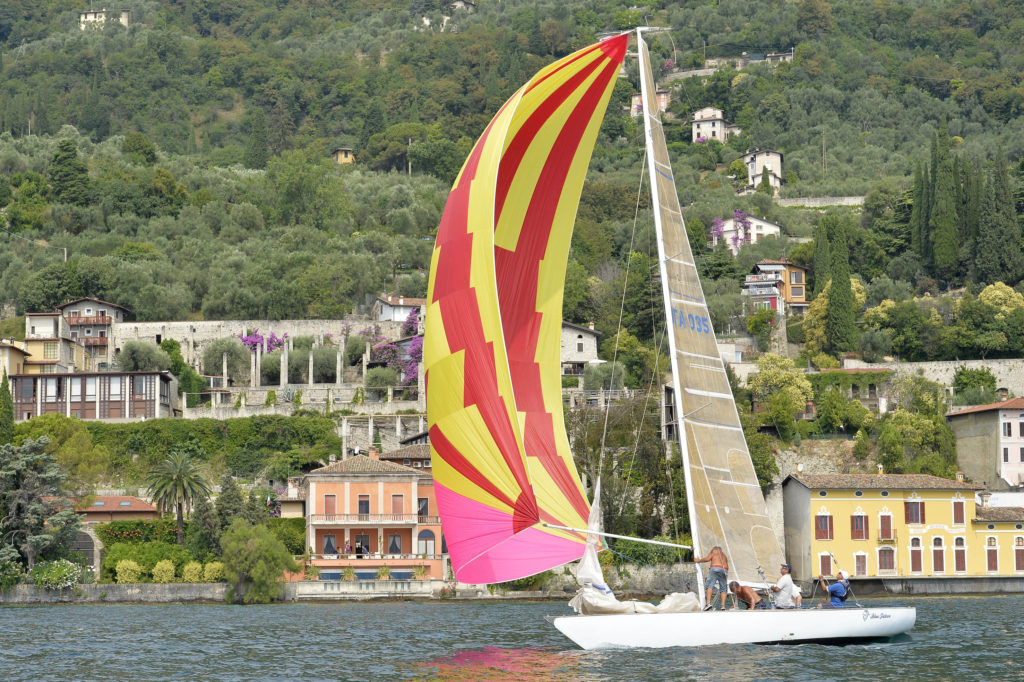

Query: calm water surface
1,595,1021,681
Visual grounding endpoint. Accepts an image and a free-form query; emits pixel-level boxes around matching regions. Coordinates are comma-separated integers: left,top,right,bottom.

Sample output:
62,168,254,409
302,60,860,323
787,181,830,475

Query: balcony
309,513,441,525
67,315,112,326
78,337,109,347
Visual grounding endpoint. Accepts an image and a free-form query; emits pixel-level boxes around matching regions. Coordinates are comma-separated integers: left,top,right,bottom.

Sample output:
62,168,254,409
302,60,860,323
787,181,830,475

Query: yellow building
780,473,1024,582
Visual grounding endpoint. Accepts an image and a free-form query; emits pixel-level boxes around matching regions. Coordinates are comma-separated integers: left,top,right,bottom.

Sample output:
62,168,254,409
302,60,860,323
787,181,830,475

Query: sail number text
672,309,711,335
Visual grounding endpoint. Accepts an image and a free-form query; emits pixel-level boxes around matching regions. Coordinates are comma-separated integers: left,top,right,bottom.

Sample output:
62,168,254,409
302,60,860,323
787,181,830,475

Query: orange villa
285,452,445,581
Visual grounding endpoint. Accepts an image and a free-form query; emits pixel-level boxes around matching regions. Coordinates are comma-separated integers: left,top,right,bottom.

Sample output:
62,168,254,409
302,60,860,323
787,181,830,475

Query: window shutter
920,502,925,524
850,515,857,537
827,515,833,539
904,501,911,524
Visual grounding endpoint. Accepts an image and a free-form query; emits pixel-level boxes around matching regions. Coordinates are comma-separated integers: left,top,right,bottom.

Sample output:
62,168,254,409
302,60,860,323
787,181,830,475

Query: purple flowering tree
401,308,419,337
711,217,725,243
238,329,288,353
734,210,752,247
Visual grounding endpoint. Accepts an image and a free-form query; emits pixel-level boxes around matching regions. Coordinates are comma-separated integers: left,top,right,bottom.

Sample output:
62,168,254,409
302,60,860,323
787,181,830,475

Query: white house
372,295,425,324
631,90,670,117
711,214,782,256
79,8,130,30
740,148,784,195
561,321,601,377
691,107,741,142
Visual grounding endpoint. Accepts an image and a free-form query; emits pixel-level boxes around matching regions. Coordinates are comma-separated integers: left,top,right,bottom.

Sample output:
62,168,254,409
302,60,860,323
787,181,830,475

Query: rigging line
597,144,648,476
0,224,68,255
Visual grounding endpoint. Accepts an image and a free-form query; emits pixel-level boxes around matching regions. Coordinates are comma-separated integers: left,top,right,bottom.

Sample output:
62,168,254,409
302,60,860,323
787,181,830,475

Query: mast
636,27,707,605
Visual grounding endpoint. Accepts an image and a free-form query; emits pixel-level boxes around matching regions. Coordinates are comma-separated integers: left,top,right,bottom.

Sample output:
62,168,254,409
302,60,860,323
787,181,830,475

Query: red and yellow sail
425,34,627,583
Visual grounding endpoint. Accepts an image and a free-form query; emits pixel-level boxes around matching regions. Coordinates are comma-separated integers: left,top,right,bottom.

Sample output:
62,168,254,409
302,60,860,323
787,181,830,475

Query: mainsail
425,34,628,584
637,28,785,588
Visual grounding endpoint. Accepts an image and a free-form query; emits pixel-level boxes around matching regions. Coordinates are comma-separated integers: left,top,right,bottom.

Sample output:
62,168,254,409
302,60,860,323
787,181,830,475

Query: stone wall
776,196,865,207
842,357,1024,392
113,318,407,369
0,583,226,604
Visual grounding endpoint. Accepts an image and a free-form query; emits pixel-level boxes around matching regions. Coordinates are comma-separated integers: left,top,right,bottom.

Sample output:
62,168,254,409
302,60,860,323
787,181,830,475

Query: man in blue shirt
817,570,850,607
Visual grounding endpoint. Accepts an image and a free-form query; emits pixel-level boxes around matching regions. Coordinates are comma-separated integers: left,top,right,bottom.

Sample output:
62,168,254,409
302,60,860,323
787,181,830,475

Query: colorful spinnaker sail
425,34,627,584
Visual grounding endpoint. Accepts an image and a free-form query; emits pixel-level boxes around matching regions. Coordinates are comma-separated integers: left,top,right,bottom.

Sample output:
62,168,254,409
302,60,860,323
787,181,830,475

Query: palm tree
146,449,212,545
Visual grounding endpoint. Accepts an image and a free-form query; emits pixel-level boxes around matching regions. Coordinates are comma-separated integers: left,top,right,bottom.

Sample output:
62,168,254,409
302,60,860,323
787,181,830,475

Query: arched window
576,334,584,353
418,529,436,556
909,537,922,573
987,537,999,572
1015,537,1024,572
932,537,945,573
954,536,967,573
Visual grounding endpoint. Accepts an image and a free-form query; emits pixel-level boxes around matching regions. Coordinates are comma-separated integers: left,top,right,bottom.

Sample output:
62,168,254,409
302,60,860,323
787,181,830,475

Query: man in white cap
771,563,801,608
817,570,850,608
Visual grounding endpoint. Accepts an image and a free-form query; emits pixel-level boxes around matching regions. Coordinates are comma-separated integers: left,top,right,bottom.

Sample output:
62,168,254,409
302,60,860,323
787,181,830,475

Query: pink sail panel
425,34,627,583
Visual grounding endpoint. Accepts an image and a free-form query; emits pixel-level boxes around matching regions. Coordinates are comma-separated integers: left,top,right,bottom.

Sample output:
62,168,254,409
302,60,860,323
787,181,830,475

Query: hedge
95,519,183,546
266,517,306,555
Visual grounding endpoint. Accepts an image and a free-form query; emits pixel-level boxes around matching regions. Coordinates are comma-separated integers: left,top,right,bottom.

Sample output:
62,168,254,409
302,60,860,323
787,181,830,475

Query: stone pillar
396,416,403,440
256,344,263,387
368,416,374,450
387,386,393,403
336,350,342,386
341,417,349,458
280,345,287,388
250,350,257,388
222,352,228,388
418,415,424,433
308,350,314,387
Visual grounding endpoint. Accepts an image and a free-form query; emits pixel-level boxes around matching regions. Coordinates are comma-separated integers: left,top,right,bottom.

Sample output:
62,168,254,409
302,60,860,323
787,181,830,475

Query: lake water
1,595,1022,680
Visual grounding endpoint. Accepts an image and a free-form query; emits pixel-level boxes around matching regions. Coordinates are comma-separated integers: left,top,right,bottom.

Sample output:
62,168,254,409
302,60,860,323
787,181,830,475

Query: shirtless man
729,581,764,610
693,546,729,610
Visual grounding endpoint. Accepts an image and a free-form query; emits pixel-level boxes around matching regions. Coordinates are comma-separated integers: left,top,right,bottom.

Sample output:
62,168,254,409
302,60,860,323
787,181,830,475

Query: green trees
145,449,212,545
811,219,830,298
928,126,958,281
216,474,245,532
117,341,171,372
123,132,158,165
220,519,298,604
0,437,80,570
823,215,857,354
48,140,90,206
243,108,269,170
0,371,12,445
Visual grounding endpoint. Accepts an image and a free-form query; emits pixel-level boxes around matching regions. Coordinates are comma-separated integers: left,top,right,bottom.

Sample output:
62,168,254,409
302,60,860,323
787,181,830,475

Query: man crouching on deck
694,546,729,610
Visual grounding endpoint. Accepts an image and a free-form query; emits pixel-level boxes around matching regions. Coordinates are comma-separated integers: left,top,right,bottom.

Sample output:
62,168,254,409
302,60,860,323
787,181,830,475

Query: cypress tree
185,493,221,558
243,107,269,170
49,139,90,206
0,370,14,445
908,162,927,261
216,474,245,532
929,125,959,282
243,489,268,526
976,153,1024,286
757,166,773,195
812,219,831,297
824,216,857,354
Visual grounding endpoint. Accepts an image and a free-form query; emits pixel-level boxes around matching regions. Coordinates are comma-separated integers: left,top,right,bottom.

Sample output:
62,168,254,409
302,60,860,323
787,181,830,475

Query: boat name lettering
671,308,712,335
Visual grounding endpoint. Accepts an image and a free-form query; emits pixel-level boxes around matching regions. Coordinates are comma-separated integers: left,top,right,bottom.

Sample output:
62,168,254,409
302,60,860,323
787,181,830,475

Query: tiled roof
946,398,1024,418
376,295,427,306
380,443,431,461
56,297,129,311
309,454,419,475
785,473,983,491
973,506,1024,522
77,496,157,513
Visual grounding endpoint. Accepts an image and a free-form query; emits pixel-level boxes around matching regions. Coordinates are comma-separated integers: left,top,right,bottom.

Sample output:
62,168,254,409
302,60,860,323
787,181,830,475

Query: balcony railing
309,514,441,525
78,337,109,346
67,315,112,326
307,552,444,562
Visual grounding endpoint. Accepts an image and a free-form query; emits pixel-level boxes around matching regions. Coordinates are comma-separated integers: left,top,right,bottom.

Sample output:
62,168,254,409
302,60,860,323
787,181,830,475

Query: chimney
369,447,380,461
978,491,991,508
399,297,404,306
588,322,595,330
877,464,883,475
955,471,964,482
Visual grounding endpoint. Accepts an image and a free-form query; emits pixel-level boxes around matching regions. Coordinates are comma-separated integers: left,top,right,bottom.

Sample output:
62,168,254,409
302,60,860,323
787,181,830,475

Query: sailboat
424,28,915,648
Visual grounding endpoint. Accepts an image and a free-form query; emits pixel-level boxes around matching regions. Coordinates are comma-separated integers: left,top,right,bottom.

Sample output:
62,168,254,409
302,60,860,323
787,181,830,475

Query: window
85,328,92,336
85,377,96,400
44,342,58,359
905,501,925,525
45,378,59,403
109,377,121,399
19,379,34,401
388,533,402,554
910,537,922,573
1016,537,1024,572
323,494,336,516
879,514,893,540
955,537,967,573
879,547,895,571
790,271,803,284
134,376,145,396
323,534,337,554
358,495,370,516
932,537,945,573
791,286,804,298
391,495,404,515
93,501,105,507
851,514,868,540
118,500,131,507
855,554,867,576
987,537,999,572
1004,422,1012,437
814,513,833,540
576,334,584,353
1005,448,1010,463
418,498,429,518
953,500,964,525
70,378,82,400
418,530,436,555
98,309,106,317
1020,447,1024,463
1020,423,1024,437
819,554,832,576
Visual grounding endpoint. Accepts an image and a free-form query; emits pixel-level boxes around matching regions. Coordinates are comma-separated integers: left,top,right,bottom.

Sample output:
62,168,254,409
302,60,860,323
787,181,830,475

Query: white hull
553,607,916,649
